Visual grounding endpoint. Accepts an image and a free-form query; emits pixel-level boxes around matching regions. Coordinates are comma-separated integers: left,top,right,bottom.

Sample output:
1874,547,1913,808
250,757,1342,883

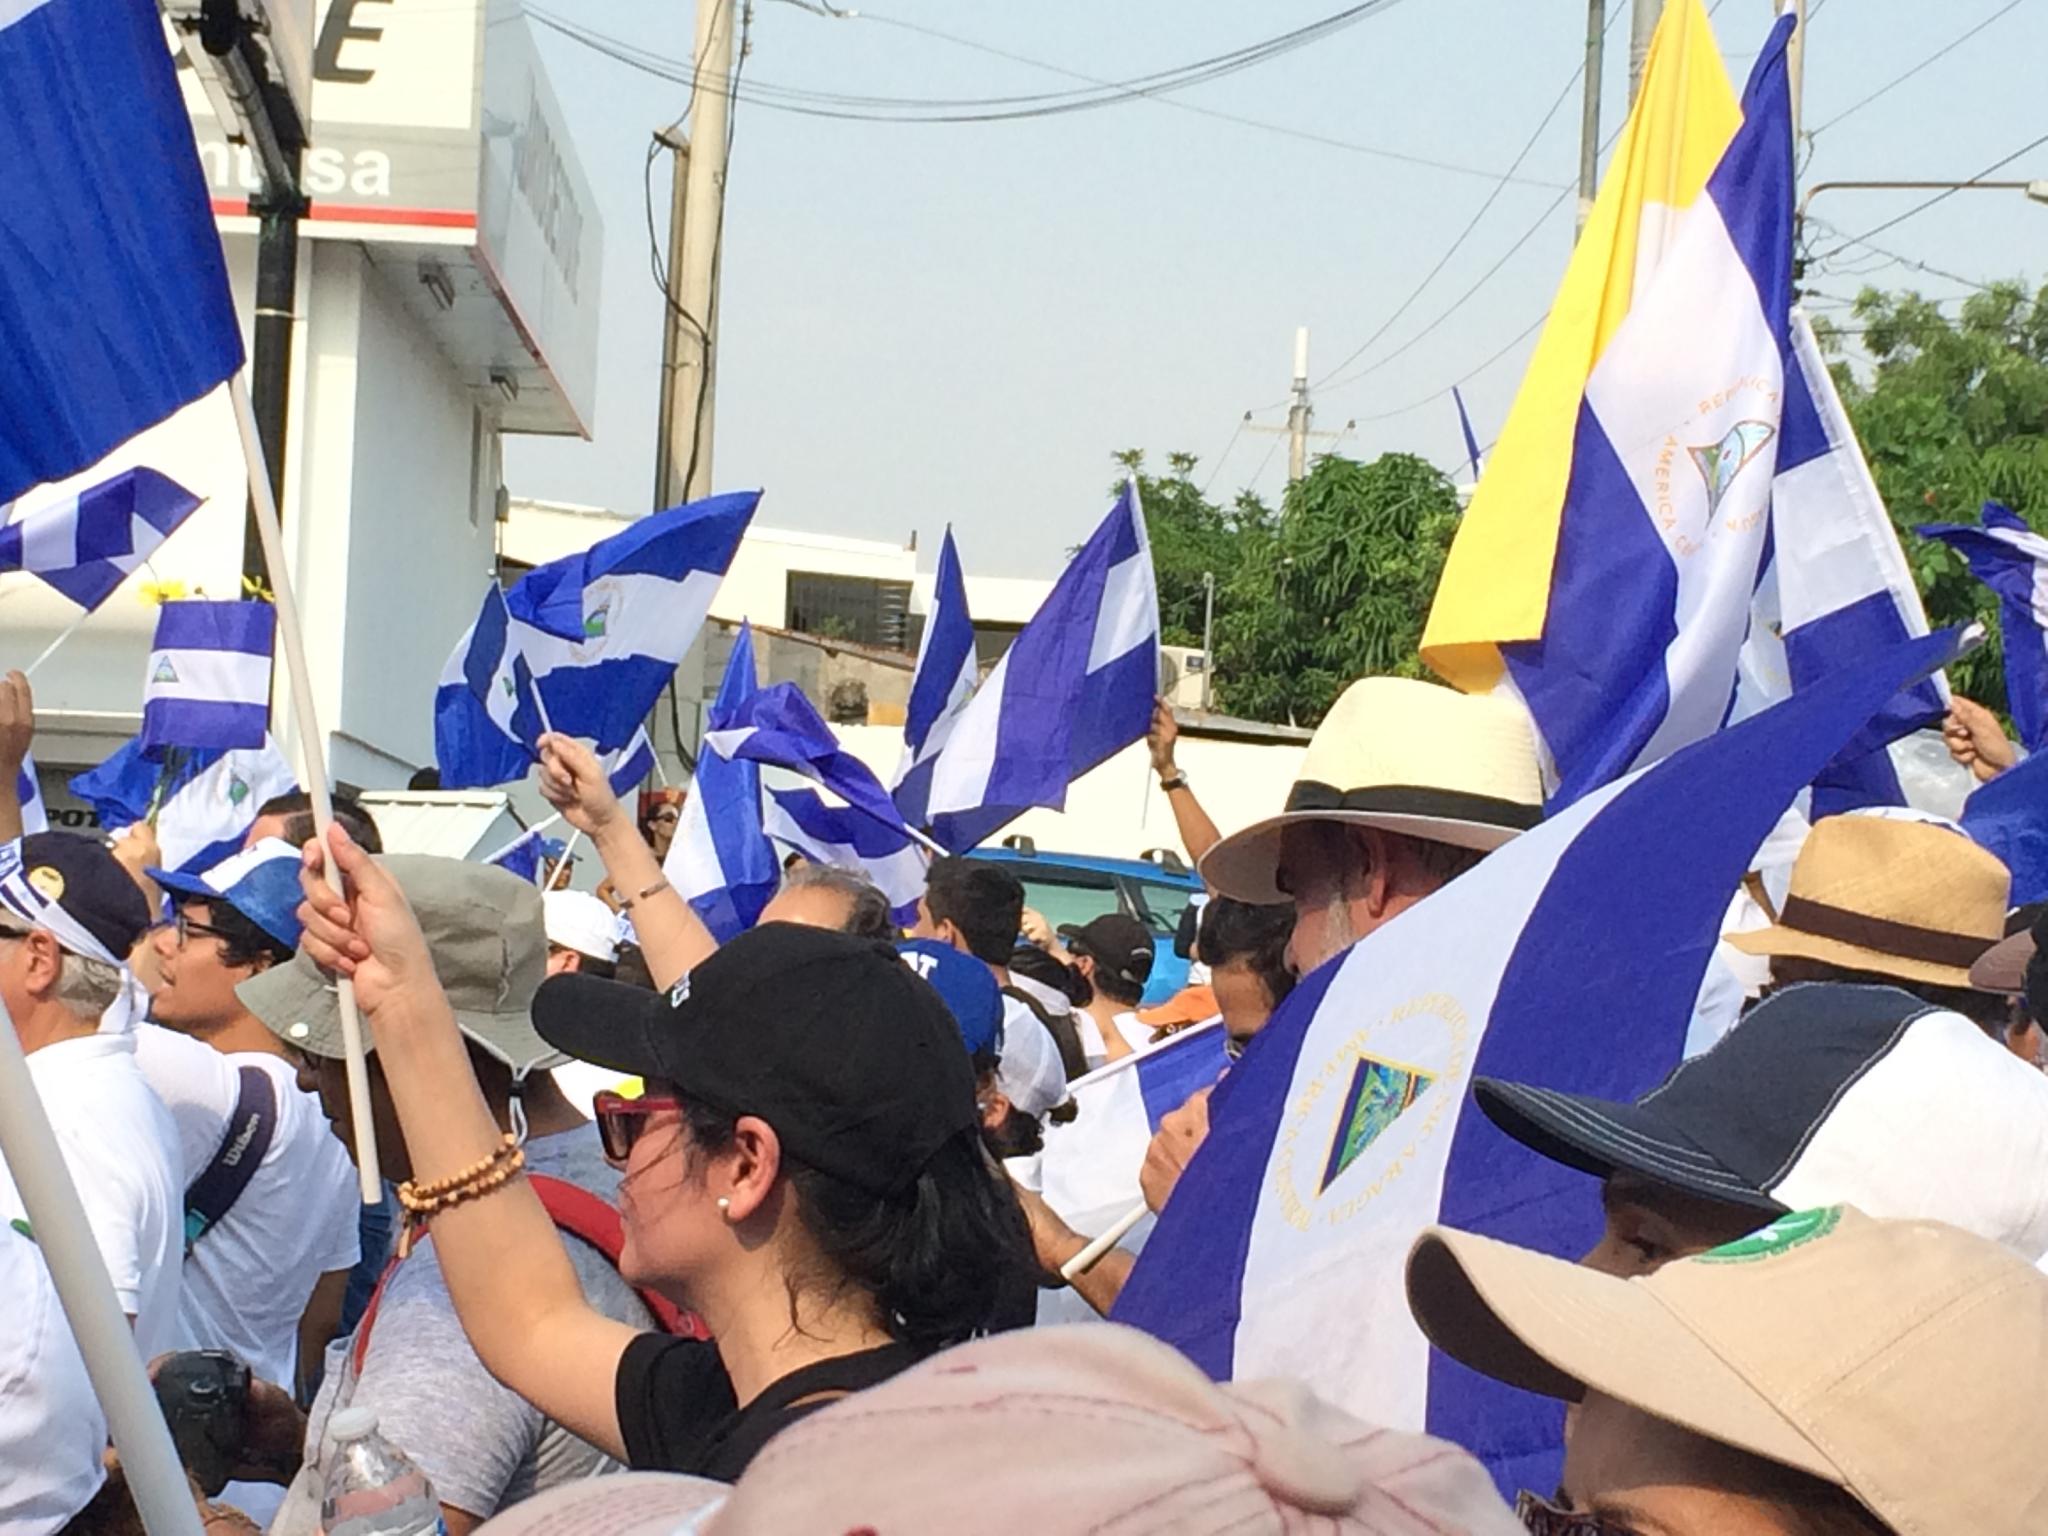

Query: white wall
711,525,919,630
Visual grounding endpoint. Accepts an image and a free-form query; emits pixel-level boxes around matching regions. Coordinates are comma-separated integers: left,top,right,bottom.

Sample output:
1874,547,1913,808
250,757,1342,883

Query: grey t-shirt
273,1126,653,1530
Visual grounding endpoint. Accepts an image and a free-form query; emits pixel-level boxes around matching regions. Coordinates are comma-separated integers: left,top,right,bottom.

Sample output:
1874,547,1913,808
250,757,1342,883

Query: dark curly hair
180,895,294,971
1199,897,1297,1007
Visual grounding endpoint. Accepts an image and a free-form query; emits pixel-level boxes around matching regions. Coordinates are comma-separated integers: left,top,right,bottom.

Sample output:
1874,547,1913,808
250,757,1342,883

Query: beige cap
1201,677,1543,904
1726,814,2009,988
1407,1206,2048,1534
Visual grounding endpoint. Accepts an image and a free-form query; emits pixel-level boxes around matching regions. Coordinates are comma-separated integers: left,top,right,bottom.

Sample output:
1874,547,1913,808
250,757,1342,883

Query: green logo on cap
1698,1205,1841,1263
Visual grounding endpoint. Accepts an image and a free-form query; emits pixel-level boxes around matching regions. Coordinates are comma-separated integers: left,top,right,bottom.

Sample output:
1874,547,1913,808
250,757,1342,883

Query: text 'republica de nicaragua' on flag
1111,624,1969,1497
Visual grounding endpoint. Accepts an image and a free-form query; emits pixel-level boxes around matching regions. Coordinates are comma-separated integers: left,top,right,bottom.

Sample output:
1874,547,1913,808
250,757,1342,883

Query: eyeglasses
156,912,232,949
1516,1491,1644,1536
592,1090,687,1163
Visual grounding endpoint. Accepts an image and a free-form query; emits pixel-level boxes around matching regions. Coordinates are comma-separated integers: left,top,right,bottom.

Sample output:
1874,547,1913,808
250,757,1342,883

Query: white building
9,0,599,835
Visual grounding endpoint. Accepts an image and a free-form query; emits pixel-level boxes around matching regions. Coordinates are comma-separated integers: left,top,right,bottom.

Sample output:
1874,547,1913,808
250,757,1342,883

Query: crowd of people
0,658,2043,1536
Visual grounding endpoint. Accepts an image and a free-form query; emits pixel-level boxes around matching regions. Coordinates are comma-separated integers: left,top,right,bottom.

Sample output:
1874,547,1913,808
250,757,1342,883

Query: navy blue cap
897,938,1003,1059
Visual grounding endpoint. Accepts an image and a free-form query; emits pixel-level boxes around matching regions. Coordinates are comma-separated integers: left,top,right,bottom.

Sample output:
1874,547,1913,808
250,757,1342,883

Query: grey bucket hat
240,855,563,1076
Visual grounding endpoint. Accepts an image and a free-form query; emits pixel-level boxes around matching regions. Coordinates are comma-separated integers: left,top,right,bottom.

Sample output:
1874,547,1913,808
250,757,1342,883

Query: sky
506,0,2048,578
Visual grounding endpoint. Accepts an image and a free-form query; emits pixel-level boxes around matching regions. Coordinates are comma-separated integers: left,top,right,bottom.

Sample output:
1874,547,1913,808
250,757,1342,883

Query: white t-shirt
0,1225,107,1535
0,1032,183,1358
131,1028,362,1389
1074,1008,1152,1069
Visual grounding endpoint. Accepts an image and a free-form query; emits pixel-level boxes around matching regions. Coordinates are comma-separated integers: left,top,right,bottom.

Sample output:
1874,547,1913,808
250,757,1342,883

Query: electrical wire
1809,131,2048,262
1802,218,1997,293
1808,0,2025,137
1352,307,1549,426
1200,413,1252,498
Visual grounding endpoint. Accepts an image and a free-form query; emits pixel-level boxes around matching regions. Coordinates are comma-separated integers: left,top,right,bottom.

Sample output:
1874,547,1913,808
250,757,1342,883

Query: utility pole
1576,0,1604,235
658,0,736,509
651,128,691,511
1286,326,1312,485
1779,0,1807,148
1628,0,1658,103
1199,571,1215,714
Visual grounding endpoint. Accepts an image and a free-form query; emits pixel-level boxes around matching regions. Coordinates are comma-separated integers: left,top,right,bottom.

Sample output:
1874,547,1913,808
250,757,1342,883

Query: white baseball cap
0,1227,108,1533
996,1003,1069,1121
544,889,620,964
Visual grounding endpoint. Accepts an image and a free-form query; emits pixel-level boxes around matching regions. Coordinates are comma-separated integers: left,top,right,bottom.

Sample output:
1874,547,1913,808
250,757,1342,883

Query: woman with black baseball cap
293,828,1027,1482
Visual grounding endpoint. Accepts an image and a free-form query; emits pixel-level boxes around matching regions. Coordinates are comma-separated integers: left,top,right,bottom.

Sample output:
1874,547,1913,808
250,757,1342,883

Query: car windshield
1128,878,1196,936
998,866,1122,934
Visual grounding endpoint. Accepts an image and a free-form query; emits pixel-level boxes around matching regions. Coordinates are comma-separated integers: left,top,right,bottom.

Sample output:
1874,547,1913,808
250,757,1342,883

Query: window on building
785,572,913,650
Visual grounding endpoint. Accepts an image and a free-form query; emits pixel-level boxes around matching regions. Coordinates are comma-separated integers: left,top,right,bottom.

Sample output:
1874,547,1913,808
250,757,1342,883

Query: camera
153,1349,251,1497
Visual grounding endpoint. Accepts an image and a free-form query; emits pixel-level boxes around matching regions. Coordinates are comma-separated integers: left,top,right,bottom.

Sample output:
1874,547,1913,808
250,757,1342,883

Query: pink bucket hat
478,1324,1521,1535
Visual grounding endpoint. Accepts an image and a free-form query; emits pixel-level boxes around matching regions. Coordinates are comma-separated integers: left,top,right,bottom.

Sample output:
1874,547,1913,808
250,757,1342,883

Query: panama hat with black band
1199,677,1545,905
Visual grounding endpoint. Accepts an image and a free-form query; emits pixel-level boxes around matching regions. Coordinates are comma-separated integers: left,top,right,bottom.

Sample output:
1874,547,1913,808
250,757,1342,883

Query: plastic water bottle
317,1407,446,1536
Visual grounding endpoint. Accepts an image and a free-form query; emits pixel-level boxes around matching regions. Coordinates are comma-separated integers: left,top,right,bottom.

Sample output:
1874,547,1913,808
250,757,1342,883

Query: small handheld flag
663,626,779,942
897,526,978,785
0,468,203,613
1918,503,2048,753
138,602,276,760
71,735,297,874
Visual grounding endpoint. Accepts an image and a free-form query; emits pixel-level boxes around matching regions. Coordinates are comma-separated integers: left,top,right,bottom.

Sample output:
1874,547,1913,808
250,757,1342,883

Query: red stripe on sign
210,200,478,230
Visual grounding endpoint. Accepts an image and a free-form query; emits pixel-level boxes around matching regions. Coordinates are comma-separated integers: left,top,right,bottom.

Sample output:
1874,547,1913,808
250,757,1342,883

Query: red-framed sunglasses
592,1091,686,1163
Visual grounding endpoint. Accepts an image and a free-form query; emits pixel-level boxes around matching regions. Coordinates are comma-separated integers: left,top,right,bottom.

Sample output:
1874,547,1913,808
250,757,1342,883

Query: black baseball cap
1,832,152,959
1057,913,1155,991
532,922,978,1198
1474,983,1982,1215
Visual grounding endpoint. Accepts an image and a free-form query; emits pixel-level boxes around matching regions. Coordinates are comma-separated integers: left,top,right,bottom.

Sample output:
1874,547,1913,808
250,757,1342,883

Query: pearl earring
716,1197,732,1216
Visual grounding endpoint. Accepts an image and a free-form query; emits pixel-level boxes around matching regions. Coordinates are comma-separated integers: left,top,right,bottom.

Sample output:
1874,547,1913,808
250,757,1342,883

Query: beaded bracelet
395,1136,525,1258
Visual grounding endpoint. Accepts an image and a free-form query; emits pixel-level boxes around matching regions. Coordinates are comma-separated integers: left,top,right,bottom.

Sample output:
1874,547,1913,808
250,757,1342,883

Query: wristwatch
1158,772,1188,793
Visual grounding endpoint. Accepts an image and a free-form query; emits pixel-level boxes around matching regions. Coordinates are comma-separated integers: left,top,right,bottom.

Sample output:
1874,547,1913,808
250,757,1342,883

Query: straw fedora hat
1727,815,2010,990
1199,677,1544,905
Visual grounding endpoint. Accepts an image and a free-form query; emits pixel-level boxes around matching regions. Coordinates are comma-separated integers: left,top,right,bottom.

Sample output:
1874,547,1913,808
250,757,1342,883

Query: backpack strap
350,1173,709,1375
527,1174,709,1340
1002,985,1090,1083
184,1065,279,1252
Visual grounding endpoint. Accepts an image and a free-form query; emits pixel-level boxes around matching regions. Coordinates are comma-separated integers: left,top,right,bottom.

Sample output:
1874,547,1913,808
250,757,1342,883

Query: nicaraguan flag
1036,1023,1231,1245
663,625,778,943
0,467,203,612
434,583,545,789
0,0,244,505
504,490,760,752
1112,625,1968,1494
139,601,275,759
705,681,913,847
900,482,1159,851
1918,503,2048,753
490,829,566,886
763,787,928,924
609,726,657,797
896,527,979,788
1963,751,2048,908
16,755,47,835
1422,7,1795,807
71,735,296,874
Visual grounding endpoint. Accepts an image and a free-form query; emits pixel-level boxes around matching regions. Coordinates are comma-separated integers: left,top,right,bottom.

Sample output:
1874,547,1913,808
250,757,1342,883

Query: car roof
966,847,1202,887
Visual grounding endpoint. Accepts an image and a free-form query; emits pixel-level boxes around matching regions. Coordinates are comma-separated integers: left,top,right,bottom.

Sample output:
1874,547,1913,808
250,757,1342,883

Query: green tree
1816,280,2048,708
1112,449,1272,648
1212,452,1462,726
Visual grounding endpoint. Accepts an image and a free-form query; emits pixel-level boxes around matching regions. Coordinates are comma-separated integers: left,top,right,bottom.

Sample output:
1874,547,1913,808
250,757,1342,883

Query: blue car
967,840,1204,1007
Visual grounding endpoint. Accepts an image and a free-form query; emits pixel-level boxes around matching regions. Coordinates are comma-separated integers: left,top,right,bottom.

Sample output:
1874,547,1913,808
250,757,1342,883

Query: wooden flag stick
1059,1200,1148,1281
228,374,382,1203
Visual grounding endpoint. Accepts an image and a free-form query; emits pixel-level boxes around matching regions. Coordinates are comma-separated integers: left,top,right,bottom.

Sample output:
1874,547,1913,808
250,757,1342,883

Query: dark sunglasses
592,1090,686,1163
1516,1491,1643,1536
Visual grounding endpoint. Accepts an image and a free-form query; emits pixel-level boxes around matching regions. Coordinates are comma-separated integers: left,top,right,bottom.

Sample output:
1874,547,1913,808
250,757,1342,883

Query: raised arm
536,734,714,989
295,827,639,1460
1149,699,1221,871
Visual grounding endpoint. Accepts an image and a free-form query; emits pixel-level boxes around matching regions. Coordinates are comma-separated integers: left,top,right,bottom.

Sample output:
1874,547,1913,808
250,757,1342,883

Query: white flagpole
228,374,382,1204
544,827,583,893
0,991,203,1536
21,607,92,678
1059,1200,1148,1281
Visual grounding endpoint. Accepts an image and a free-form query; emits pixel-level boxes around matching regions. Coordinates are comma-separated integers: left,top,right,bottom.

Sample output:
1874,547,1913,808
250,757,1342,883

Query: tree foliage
1112,449,1272,648
1817,280,2048,708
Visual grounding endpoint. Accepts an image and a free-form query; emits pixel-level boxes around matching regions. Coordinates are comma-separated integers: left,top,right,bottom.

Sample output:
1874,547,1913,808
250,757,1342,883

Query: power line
1810,131,2048,262
1351,306,1550,426
1308,0,1614,392
1201,413,1252,498
840,8,1566,189
1808,0,2025,137
1802,218,1998,293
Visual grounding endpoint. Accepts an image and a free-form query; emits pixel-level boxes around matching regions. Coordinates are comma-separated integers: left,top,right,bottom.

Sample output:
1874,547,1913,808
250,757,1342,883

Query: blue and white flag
898,482,1159,851
706,682,912,846
1918,504,2048,753
1732,309,1945,815
1451,387,1485,481
434,583,546,789
139,601,275,759
1963,750,2048,909
609,726,657,797
490,829,567,886
16,756,47,836
897,527,978,786
502,490,760,752
663,626,778,943
0,0,244,505
0,467,203,612
762,786,928,923
70,734,296,874
1112,624,1967,1494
